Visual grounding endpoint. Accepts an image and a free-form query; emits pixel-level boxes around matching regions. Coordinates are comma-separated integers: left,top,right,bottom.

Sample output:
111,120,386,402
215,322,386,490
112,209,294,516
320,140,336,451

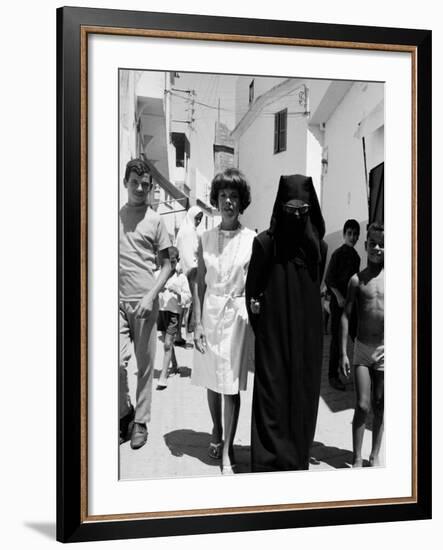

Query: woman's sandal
156,378,168,390
208,442,223,460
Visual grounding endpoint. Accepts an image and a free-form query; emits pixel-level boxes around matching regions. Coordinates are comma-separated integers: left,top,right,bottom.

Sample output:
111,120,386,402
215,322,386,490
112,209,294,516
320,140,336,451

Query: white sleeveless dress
191,225,255,395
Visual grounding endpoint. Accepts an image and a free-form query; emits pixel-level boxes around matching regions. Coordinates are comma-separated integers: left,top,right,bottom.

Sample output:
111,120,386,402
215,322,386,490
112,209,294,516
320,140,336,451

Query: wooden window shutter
274,112,279,153
280,109,287,152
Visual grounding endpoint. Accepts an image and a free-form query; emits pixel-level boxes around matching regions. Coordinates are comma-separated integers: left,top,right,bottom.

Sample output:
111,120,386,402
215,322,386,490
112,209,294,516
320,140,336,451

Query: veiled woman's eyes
282,204,309,215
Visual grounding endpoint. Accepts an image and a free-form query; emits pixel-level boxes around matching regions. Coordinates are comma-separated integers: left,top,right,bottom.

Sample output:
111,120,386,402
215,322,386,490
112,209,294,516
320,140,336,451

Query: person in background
325,219,361,391
157,247,192,390
175,206,203,346
340,223,384,467
119,158,171,450
192,168,255,474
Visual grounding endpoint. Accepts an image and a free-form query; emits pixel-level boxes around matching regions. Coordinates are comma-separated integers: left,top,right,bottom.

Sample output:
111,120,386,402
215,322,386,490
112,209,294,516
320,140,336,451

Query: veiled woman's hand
194,323,207,354
250,298,261,315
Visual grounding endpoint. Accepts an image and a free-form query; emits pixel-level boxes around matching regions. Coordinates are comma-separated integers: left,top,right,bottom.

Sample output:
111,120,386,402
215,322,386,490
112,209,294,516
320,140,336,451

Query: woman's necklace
217,223,242,284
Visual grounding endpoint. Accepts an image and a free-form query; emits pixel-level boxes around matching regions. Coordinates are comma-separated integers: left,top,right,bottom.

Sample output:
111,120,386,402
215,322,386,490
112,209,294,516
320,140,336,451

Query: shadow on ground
177,366,192,378
152,366,192,380
310,441,370,468
310,440,353,468
320,334,371,415
319,377,356,414
164,429,251,473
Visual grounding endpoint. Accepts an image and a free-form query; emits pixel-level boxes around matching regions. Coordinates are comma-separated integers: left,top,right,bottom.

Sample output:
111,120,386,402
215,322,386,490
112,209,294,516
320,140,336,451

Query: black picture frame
57,6,432,543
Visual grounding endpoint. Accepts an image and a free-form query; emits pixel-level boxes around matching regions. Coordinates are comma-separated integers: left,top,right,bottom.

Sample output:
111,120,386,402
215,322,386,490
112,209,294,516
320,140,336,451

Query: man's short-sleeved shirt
119,204,171,301
325,244,361,299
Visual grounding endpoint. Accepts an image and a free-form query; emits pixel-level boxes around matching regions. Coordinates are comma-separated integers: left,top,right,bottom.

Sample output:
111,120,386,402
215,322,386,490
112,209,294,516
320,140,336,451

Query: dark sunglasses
282,203,310,215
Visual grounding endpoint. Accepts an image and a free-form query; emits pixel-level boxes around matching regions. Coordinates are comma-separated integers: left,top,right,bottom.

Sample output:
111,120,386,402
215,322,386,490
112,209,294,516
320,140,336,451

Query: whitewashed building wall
321,82,384,262
235,76,286,126
234,93,309,233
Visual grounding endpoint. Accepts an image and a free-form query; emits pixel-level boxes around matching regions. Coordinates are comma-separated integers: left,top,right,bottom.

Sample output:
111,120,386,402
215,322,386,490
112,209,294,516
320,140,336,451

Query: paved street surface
120,333,384,480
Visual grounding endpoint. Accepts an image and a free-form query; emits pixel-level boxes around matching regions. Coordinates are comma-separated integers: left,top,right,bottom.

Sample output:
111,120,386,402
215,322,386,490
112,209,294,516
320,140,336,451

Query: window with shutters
274,108,287,154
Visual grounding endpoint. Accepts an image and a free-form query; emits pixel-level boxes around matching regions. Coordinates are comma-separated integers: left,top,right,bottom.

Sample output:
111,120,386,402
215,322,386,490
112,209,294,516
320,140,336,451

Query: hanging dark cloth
369,162,384,224
245,175,327,472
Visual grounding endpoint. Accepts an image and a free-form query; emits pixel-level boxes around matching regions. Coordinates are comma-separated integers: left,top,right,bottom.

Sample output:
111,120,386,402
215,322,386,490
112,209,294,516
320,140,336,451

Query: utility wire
167,89,308,117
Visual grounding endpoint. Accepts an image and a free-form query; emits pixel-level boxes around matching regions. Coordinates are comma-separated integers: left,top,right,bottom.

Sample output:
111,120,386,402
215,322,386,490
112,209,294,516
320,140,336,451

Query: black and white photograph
0,0,437,545
118,69,385,480
53,4,431,543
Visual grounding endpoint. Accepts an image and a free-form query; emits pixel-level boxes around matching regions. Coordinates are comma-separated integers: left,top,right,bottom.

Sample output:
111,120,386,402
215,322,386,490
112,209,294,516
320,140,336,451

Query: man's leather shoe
130,422,148,450
119,405,135,444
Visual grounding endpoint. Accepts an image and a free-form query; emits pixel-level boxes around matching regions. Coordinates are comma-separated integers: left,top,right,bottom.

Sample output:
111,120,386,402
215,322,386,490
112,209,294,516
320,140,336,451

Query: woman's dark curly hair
209,168,251,214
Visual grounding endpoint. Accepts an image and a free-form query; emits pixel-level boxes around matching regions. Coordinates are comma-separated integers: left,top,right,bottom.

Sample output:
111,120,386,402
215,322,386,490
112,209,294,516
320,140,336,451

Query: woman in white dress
192,168,255,474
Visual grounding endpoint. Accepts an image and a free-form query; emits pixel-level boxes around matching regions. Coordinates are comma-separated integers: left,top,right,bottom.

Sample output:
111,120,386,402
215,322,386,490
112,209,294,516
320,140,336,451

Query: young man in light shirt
119,158,172,449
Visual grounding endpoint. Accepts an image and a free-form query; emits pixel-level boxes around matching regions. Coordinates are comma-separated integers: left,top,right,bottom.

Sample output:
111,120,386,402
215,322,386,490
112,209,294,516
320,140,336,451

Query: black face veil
268,174,325,266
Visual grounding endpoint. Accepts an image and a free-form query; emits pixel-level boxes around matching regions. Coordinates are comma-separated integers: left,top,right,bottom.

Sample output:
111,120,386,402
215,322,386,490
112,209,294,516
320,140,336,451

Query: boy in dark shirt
325,219,361,391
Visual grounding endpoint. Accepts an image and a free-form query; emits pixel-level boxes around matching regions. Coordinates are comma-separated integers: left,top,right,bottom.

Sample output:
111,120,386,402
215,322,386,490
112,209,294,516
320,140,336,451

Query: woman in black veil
246,174,327,472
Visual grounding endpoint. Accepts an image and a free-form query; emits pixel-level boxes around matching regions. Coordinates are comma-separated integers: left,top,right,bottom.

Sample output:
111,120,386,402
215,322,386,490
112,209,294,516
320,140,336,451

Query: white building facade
310,81,384,260
120,71,384,250
232,78,309,232
231,75,384,264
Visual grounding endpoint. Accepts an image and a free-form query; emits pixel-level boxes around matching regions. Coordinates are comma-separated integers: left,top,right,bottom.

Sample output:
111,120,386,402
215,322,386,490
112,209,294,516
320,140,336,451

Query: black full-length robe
246,175,327,472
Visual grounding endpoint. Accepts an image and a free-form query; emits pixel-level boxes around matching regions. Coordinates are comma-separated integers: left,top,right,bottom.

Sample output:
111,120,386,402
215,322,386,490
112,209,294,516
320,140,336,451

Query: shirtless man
340,223,384,467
